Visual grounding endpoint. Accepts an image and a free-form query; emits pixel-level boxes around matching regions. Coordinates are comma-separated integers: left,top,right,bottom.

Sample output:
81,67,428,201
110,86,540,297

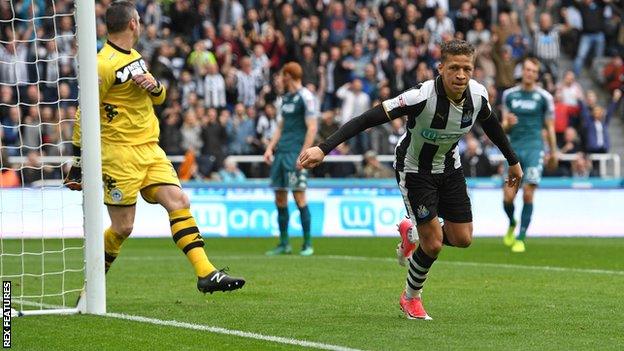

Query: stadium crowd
1,0,623,186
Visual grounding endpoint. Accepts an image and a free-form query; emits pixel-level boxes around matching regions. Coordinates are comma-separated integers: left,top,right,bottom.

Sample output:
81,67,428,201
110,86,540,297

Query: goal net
0,0,104,316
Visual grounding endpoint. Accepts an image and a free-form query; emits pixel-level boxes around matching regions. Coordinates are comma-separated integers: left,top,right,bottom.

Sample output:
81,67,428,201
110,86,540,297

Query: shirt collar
107,40,131,55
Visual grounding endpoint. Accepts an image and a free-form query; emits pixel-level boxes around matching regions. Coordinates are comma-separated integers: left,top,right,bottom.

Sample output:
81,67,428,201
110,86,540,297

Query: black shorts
395,168,472,225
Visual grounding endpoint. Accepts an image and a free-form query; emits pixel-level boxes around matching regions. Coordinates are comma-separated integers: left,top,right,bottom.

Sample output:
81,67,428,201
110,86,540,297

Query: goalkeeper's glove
132,73,163,95
64,146,82,191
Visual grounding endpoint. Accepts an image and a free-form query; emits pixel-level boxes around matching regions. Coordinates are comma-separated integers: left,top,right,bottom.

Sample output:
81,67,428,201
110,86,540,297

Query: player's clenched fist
298,146,325,169
132,73,162,94
505,162,523,189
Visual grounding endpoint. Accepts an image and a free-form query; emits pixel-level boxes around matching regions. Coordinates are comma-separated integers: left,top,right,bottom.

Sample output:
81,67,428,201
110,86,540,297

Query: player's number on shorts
103,103,118,123
526,167,539,181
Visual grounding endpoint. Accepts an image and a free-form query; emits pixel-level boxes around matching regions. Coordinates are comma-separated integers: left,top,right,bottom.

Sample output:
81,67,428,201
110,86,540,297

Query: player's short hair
440,40,475,62
523,57,541,70
282,62,303,81
106,1,137,34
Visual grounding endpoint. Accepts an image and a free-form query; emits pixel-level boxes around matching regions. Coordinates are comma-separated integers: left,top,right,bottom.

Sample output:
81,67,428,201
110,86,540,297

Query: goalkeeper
65,1,244,294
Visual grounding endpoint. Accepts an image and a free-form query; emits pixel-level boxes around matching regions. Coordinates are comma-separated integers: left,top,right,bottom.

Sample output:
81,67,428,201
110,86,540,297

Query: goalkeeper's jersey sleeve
73,41,166,147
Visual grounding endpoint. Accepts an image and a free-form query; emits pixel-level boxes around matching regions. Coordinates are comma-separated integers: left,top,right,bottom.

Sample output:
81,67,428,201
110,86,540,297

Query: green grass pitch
4,237,624,350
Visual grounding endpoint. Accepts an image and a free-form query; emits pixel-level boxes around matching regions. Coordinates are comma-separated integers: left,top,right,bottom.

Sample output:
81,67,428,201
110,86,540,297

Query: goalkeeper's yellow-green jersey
73,41,166,147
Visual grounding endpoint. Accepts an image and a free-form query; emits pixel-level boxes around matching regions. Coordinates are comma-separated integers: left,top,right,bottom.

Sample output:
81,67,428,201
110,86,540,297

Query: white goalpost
0,0,105,315
75,0,106,316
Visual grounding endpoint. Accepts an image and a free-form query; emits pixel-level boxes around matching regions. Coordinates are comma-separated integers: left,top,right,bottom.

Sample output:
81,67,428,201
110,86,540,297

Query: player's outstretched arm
301,96,415,169
299,104,389,169
316,104,390,154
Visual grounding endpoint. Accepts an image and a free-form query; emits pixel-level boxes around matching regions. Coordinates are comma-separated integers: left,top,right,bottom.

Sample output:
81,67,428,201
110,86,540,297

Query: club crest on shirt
461,110,472,124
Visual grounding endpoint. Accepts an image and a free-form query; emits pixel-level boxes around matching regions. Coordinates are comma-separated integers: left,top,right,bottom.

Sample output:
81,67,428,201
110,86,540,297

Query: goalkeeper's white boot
197,268,245,294
396,218,417,267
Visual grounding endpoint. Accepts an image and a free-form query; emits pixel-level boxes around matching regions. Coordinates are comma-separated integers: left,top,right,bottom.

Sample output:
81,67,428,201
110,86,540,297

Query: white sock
405,285,422,299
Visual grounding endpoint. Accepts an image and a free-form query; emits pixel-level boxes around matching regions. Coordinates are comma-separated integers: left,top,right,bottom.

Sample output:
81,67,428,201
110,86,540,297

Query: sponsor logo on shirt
421,128,464,143
511,99,538,110
115,58,148,84
281,103,296,113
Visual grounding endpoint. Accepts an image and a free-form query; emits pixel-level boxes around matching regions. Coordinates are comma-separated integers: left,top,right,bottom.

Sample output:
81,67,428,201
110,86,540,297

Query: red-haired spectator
603,56,624,92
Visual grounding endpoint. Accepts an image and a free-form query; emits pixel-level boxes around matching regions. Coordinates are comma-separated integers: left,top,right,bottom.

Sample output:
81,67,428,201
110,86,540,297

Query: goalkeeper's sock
169,209,215,277
503,201,516,227
405,246,436,299
298,205,311,247
104,227,126,273
277,206,289,247
517,203,533,241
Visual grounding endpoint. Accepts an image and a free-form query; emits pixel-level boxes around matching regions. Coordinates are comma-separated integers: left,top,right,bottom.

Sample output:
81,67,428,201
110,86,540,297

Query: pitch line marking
106,313,365,351
15,300,365,351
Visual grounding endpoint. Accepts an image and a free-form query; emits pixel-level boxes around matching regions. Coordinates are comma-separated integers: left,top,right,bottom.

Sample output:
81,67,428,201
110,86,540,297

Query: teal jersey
502,86,554,150
276,87,318,153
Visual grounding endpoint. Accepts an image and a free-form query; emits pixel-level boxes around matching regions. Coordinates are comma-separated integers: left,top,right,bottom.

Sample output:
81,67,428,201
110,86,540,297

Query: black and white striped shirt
236,70,256,107
533,27,560,60
382,76,492,174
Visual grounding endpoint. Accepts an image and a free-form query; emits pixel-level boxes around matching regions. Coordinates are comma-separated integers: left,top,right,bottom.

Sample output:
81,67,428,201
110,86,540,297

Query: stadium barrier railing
8,152,622,178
